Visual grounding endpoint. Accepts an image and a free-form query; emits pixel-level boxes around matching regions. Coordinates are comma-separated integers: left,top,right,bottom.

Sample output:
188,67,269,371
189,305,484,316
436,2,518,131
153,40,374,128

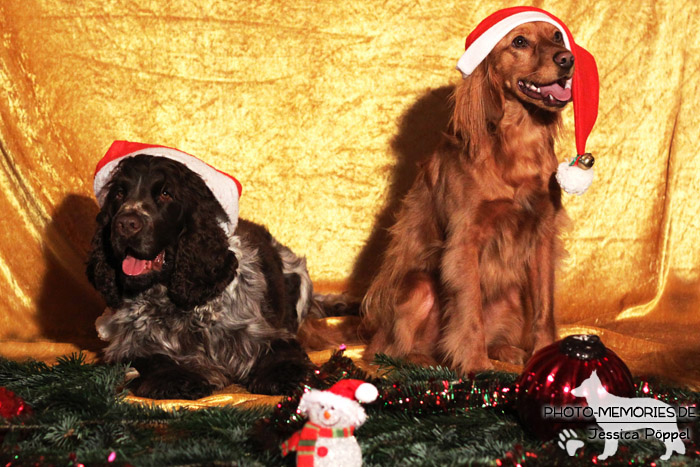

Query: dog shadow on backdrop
347,84,455,298
37,194,104,353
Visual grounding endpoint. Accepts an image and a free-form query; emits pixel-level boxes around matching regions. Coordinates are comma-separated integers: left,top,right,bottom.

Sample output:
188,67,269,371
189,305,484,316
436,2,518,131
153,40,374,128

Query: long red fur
361,22,573,373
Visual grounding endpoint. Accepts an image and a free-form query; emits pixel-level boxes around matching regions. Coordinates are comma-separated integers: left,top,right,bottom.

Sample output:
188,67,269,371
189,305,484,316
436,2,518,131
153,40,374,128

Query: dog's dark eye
512,36,529,49
553,31,563,43
159,189,173,203
115,188,125,201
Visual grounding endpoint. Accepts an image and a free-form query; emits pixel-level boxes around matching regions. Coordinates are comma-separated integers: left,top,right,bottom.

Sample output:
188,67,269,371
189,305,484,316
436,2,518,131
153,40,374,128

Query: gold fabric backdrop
1,0,699,395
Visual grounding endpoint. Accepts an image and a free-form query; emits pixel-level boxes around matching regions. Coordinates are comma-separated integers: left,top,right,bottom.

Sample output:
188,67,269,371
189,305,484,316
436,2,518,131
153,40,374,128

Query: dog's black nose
116,213,143,237
553,51,574,70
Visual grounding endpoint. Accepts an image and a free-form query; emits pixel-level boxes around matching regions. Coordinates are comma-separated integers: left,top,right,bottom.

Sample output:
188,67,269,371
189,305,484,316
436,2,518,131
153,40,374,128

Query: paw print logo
558,429,585,456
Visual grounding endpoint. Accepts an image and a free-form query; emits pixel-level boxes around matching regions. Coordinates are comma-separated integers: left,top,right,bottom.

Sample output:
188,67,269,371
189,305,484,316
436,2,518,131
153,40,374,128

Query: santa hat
300,379,378,412
456,6,599,195
326,379,378,404
93,141,242,234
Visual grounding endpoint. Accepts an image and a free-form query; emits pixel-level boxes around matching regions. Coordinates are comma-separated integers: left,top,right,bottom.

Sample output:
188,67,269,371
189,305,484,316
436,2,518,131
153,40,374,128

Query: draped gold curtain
1,0,699,399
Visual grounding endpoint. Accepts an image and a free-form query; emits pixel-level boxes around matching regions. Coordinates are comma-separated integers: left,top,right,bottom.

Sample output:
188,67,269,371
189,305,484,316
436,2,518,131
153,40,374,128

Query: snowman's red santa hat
300,379,378,416
326,379,378,404
94,141,242,234
457,6,600,195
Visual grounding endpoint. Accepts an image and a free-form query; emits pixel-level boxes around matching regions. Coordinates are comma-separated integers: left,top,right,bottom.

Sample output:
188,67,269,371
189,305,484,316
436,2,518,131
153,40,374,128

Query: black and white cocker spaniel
87,142,315,399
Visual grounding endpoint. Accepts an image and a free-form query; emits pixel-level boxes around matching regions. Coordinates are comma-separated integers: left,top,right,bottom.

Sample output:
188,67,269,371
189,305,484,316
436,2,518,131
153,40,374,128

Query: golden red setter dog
361,15,594,374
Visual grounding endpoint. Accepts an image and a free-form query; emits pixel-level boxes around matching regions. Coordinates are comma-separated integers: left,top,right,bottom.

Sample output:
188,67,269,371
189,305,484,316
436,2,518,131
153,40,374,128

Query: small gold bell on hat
577,153,595,169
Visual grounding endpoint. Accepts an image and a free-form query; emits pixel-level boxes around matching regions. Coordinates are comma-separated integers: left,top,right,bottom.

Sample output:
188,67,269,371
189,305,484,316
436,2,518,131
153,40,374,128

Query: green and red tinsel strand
372,353,518,415
376,375,516,416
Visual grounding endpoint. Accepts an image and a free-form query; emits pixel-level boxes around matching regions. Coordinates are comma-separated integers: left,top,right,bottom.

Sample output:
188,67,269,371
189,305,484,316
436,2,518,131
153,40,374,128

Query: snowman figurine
281,379,378,467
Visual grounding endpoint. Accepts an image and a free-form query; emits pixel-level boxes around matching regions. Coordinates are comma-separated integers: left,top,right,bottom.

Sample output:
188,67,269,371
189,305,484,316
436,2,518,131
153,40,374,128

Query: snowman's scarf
281,421,356,465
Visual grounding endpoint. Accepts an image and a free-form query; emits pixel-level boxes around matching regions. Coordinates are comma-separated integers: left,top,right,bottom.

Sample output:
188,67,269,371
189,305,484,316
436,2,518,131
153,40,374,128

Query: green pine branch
1,353,699,466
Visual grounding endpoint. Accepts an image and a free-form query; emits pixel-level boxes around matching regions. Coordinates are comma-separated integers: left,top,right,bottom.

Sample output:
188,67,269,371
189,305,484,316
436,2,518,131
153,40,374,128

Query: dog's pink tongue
540,83,571,101
122,256,150,276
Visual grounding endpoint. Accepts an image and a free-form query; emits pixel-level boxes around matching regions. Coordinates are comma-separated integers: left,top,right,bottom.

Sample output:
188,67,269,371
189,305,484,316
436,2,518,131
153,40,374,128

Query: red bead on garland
0,387,32,420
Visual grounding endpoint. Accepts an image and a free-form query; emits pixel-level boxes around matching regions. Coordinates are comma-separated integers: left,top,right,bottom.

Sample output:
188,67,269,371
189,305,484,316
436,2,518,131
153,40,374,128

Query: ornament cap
576,153,595,170
560,334,606,360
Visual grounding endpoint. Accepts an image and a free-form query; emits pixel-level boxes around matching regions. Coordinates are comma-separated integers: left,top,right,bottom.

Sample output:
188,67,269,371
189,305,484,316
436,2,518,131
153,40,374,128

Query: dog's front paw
453,355,493,376
405,352,441,367
128,355,215,400
130,375,214,400
489,344,527,366
246,360,310,395
245,339,312,395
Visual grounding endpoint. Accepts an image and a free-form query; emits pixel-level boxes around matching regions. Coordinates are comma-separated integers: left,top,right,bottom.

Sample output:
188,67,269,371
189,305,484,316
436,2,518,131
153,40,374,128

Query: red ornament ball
0,387,31,420
515,334,634,440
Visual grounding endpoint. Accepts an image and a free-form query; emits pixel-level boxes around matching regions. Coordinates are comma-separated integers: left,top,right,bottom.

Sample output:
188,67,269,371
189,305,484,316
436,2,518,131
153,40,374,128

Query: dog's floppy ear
86,210,123,308
483,60,506,124
452,60,504,144
167,203,238,310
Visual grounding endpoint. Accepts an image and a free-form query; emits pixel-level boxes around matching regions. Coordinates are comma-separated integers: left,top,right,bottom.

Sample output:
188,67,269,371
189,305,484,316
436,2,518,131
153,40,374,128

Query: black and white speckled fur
273,237,314,326
96,224,315,398
102,232,303,373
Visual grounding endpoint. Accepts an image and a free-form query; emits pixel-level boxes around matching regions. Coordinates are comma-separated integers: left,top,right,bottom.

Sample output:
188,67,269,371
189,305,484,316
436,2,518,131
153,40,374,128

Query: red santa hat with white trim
299,379,378,415
93,141,242,234
456,6,600,195
326,379,378,403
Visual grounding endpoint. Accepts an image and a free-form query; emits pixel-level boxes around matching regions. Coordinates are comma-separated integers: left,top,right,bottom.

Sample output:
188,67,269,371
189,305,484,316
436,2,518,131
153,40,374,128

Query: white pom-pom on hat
556,158,595,195
456,7,599,195
354,382,379,403
93,141,242,235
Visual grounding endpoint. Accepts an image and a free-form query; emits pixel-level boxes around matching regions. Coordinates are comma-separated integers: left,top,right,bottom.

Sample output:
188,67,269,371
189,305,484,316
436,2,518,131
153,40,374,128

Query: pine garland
1,352,699,466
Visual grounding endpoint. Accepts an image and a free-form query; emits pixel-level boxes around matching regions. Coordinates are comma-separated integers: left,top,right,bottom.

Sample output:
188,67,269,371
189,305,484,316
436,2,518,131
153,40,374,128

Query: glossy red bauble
0,386,31,420
515,334,634,440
